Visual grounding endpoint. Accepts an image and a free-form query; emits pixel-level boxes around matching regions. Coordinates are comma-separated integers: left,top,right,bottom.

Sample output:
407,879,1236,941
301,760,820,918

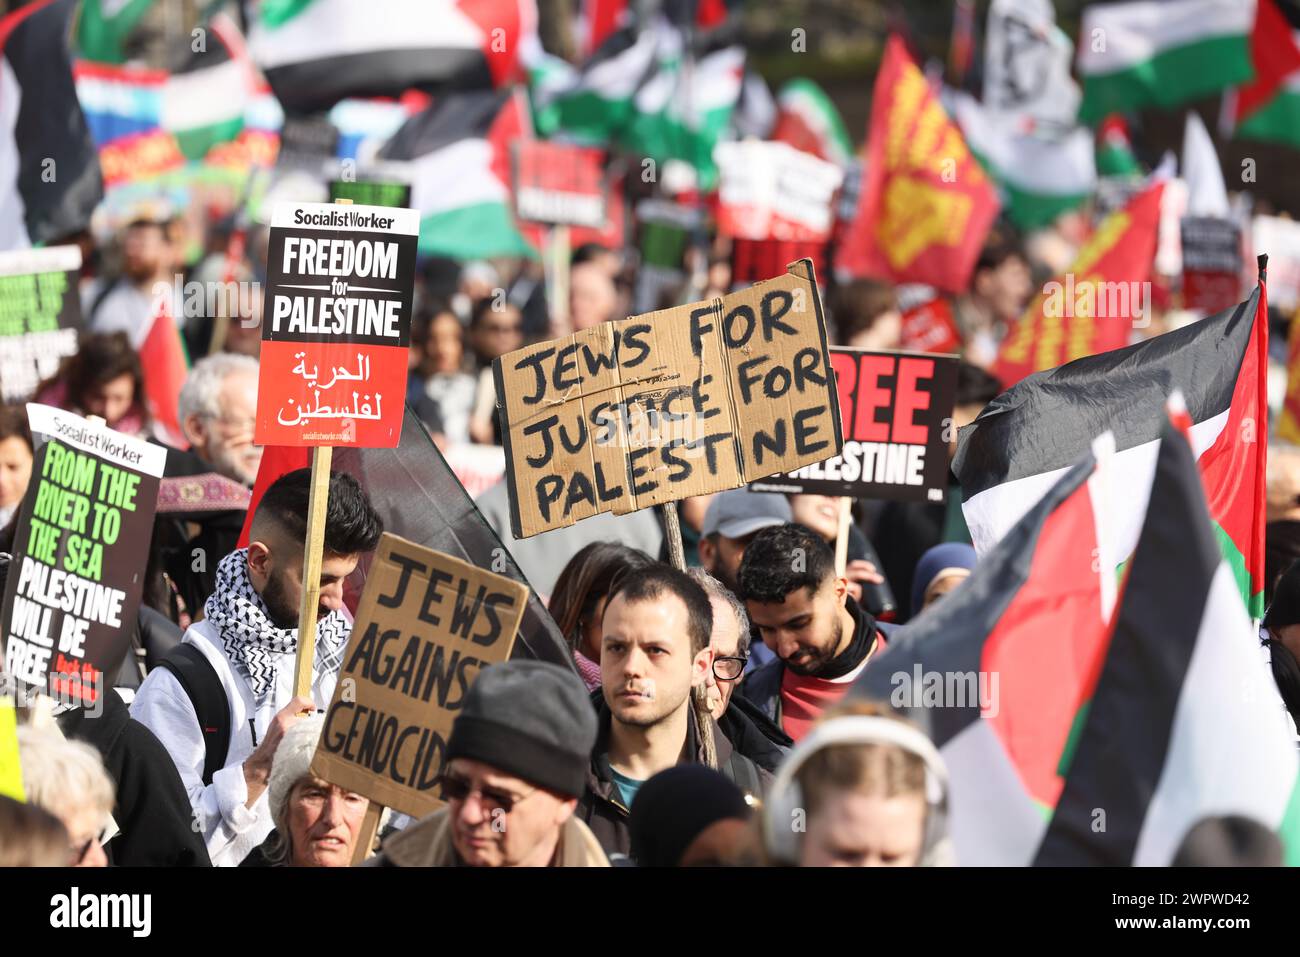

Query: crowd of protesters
4,163,1300,871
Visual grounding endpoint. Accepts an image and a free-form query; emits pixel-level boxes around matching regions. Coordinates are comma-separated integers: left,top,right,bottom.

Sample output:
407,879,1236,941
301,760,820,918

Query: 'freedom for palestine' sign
255,202,419,448
1,406,165,705
0,246,83,403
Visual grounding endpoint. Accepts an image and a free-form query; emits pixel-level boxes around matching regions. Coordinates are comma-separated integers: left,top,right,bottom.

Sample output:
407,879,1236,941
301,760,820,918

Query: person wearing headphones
760,702,953,867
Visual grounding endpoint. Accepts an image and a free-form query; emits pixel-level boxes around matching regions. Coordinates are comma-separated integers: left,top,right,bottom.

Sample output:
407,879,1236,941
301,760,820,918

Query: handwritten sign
310,533,527,818
495,260,843,538
0,247,83,403
751,348,958,503
254,202,419,448
1,405,165,705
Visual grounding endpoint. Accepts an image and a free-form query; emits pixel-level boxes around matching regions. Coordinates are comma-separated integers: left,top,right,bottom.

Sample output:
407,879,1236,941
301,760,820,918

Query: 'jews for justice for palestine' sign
255,202,419,448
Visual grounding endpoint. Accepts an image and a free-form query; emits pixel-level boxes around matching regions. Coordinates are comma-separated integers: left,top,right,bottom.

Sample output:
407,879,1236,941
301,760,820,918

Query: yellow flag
0,696,25,802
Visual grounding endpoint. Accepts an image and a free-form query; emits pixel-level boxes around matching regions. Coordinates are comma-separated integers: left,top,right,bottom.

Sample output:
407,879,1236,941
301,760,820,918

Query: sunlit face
601,592,710,728
248,544,360,629
286,775,369,867
81,373,135,426
704,595,742,720
186,371,262,485
789,495,840,542
799,789,927,867
746,579,847,676
0,436,33,509
446,757,575,867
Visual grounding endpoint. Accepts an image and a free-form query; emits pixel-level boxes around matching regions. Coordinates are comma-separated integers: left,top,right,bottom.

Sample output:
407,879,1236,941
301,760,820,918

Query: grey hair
686,567,751,657
17,725,115,825
178,352,259,423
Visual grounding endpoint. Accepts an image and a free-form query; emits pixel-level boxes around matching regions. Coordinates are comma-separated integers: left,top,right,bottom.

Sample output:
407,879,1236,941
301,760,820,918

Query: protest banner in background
715,140,844,244
0,246,83,403
751,348,958,503
900,297,962,354
254,201,419,448
1253,214,1300,313
512,140,607,228
835,35,1000,293
1,405,165,706
328,179,412,209
1181,216,1243,313
495,259,842,539
311,533,527,818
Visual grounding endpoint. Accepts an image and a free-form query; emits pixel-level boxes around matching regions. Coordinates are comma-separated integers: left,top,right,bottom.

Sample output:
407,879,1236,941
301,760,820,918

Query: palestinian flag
237,408,572,670
950,91,1094,231
159,14,255,162
1076,0,1256,125
1095,115,1142,178
770,78,854,168
994,182,1163,386
247,0,536,115
0,0,103,248
1035,419,1300,866
854,442,1119,865
835,35,1000,294
956,270,1269,619
73,61,186,188
377,89,536,260
530,24,659,146
1236,3,1300,147
620,31,743,191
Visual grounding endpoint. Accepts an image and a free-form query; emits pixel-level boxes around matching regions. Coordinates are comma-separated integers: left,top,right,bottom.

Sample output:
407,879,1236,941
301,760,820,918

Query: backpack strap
158,643,231,787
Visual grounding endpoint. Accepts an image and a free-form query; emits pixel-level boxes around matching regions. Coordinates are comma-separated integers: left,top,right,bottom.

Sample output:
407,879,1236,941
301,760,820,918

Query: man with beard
85,204,180,337
132,468,383,865
578,564,769,861
736,524,890,743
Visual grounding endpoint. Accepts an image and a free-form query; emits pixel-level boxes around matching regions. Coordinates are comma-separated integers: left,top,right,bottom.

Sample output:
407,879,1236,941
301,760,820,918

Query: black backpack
157,644,231,786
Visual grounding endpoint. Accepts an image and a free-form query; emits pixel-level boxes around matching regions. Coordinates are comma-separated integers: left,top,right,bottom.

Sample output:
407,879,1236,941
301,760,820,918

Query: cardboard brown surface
495,259,842,538
310,533,527,818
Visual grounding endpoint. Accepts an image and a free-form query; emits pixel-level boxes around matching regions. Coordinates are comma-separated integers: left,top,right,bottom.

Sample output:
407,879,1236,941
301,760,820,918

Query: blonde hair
16,726,115,824
796,702,927,816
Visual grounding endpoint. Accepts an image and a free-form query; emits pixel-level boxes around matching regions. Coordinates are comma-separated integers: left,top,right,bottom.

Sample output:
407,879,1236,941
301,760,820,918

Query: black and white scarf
204,549,349,707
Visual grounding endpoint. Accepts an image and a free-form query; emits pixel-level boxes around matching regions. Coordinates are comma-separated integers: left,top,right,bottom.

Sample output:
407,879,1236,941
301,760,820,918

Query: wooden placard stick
834,496,853,577
351,801,383,865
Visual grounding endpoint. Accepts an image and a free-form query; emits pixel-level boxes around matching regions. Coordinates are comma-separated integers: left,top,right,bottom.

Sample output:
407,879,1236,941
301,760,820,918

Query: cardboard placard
0,247,84,403
495,259,843,539
750,348,958,503
512,141,607,228
1,405,165,705
310,533,527,818
328,179,412,209
254,202,420,448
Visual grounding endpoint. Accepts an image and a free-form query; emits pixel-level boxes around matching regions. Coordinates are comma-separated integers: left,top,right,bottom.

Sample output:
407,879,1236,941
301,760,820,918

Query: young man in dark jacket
577,564,770,862
736,524,889,743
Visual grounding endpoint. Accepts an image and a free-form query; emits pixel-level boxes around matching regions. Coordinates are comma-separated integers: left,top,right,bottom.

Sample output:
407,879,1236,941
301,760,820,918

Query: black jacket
736,596,894,729
57,687,211,867
577,692,772,862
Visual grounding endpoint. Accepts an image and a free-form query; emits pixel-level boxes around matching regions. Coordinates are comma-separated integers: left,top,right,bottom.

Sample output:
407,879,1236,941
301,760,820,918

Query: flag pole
834,496,853,576
292,198,351,700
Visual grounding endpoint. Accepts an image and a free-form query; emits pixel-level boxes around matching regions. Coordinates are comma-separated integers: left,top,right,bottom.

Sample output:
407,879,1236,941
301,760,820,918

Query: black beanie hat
628,764,752,867
446,660,597,799
1264,557,1300,631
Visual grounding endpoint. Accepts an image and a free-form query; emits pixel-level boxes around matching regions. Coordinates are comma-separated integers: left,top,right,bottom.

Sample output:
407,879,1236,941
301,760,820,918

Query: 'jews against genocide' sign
255,202,419,448
495,260,843,538
1,405,165,705
751,348,958,503
311,534,527,818
0,246,83,403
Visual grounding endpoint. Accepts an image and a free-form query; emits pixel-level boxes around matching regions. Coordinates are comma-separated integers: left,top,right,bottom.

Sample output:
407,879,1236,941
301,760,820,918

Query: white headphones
762,716,951,866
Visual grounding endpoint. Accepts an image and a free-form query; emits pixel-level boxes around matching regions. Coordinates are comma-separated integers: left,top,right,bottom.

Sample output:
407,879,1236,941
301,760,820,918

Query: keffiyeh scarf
205,549,349,707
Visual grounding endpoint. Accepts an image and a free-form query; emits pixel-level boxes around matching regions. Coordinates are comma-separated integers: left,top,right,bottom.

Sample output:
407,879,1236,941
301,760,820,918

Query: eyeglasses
69,827,108,865
713,656,747,681
437,773,538,814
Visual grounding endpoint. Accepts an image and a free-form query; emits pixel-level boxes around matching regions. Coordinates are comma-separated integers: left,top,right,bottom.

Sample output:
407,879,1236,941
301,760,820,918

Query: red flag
140,300,189,448
835,35,1000,293
993,183,1163,387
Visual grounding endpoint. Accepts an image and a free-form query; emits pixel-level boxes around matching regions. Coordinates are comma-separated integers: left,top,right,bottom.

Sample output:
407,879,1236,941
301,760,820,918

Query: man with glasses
578,564,771,862
370,661,609,867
